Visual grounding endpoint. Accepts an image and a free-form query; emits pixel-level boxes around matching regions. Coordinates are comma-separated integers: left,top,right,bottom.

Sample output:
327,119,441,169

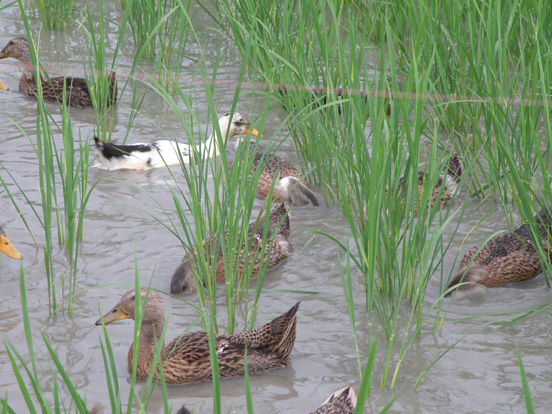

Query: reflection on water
1,3,551,414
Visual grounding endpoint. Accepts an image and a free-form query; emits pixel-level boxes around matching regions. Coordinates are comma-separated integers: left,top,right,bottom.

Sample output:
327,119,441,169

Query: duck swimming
96,289,299,384
171,202,291,294
0,225,23,260
93,113,259,170
310,385,357,414
446,208,552,295
395,153,462,212
237,140,318,206
251,143,318,206
0,37,117,107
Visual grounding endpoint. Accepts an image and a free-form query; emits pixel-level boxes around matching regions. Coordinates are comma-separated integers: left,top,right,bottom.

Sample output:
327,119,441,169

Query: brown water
1,3,551,414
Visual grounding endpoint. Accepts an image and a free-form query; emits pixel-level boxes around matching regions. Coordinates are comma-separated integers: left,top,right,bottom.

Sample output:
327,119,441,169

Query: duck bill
95,304,130,326
0,51,8,60
244,126,261,137
0,80,8,91
0,235,22,260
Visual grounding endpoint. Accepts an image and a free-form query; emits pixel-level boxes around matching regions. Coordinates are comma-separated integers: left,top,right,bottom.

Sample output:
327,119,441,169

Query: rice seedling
6,6,100,315
121,0,192,91
23,0,76,30
212,0,468,388
81,0,122,141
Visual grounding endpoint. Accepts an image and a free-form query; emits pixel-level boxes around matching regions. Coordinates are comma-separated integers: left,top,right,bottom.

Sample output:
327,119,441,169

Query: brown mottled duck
245,141,318,206
394,153,462,212
95,289,299,384
446,208,552,296
0,37,117,107
311,385,357,414
0,225,22,260
171,202,291,294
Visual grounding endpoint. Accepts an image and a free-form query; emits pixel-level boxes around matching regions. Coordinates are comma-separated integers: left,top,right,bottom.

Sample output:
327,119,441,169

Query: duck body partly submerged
310,385,357,414
0,37,117,107
447,208,552,295
96,289,299,384
395,153,462,212
0,225,22,260
170,202,291,294
93,113,258,170
248,142,318,206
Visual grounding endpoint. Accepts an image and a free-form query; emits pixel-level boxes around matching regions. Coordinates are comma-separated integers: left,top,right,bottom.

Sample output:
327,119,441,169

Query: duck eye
130,295,135,301
224,113,230,117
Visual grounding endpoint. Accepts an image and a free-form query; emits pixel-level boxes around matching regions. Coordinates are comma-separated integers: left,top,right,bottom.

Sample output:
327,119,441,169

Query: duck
0,225,23,260
238,140,318,206
394,153,462,212
276,84,391,116
171,202,291,294
310,385,357,414
446,208,552,295
0,37,117,107
93,113,259,170
95,288,299,384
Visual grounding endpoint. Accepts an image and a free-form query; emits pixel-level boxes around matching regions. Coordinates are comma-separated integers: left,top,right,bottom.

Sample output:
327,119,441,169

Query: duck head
95,288,164,325
218,112,260,141
0,37,30,61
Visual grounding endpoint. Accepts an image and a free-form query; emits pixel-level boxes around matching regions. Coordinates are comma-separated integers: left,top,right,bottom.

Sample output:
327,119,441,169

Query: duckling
93,113,259,170
239,140,318,206
446,208,552,295
395,153,462,212
171,202,291,294
0,37,117,107
0,225,23,260
310,385,357,414
95,288,299,384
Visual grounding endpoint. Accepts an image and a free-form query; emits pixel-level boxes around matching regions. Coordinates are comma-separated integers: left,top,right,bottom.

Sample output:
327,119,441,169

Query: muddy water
1,3,551,414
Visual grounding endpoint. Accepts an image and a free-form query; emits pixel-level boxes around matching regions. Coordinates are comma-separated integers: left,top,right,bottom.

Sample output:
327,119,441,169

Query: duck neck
202,122,231,158
128,319,166,377
18,50,36,76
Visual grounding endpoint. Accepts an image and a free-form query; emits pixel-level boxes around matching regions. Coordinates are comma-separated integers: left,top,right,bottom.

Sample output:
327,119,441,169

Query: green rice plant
517,347,535,414
121,0,192,91
24,0,76,30
211,0,468,388
211,0,381,199
81,0,124,141
10,4,103,315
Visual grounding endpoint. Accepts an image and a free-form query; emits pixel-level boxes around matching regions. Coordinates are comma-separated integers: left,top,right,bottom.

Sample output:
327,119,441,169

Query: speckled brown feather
171,202,291,294
394,154,462,212
0,37,117,107
249,143,318,206
311,385,357,414
99,290,299,385
447,209,552,294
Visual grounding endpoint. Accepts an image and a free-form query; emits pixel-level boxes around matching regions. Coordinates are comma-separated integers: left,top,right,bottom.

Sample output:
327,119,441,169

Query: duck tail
237,302,300,364
93,136,103,148
447,153,462,183
315,385,357,414
174,406,191,414
268,201,292,240
270,302,300,361
275,176,319,206
445,264,488,297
